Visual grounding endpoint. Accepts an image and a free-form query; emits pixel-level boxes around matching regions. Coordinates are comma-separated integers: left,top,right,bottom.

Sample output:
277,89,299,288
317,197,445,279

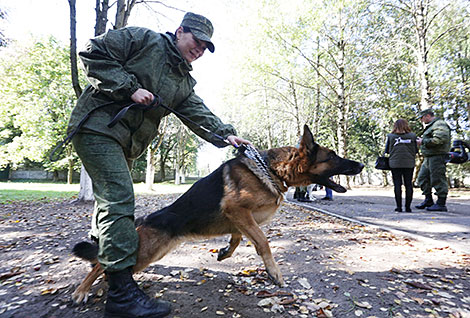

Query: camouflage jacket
420,118,451,157
67,27,236,160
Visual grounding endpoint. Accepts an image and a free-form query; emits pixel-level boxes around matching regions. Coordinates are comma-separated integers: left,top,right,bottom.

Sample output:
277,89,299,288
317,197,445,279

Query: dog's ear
300,125,319,158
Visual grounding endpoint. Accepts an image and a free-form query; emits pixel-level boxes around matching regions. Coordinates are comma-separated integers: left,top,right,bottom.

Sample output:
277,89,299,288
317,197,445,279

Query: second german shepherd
72,125,364,303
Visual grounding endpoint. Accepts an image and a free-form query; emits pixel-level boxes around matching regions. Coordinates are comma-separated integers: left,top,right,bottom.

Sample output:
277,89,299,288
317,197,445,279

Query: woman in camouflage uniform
68,12,249,318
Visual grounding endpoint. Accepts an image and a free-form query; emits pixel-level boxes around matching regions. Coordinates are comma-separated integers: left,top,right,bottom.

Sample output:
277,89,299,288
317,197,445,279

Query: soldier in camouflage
415,109,451,212
68,12,250,318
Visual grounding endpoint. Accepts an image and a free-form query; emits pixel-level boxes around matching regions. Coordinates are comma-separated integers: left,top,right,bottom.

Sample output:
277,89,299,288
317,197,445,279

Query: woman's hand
226,135,252,148
131,88,154,105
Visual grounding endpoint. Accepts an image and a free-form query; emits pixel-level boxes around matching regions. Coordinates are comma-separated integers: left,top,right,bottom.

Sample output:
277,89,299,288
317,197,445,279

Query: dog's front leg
224,208,284,287
217,233,242,261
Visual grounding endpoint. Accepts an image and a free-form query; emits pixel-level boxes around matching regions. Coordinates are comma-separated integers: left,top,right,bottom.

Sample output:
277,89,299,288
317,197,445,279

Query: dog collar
239,144,285,197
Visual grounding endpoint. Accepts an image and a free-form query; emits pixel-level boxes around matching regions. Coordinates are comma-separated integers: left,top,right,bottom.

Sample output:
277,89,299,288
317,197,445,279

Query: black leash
50,95,230,161
108,95,230,146
49,100,115,161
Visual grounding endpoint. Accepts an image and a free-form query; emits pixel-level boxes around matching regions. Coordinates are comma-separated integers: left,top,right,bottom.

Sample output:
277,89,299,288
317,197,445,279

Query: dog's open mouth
325,178,347,193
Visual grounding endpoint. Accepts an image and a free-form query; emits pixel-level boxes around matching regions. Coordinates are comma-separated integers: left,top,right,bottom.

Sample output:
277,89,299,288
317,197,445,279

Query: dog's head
272,125,364,193
298,125,364,192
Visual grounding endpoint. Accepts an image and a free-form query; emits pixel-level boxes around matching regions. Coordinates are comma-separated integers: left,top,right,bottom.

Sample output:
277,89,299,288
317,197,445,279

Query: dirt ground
1,192,469,318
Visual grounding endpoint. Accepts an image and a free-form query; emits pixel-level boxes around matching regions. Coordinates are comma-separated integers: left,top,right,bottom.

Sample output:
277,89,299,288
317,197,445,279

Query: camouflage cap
418,108,434,118
180,12,215,53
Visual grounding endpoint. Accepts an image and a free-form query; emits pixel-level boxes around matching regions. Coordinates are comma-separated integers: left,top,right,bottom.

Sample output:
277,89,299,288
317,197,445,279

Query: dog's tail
73,219,143,264
72,241,99,264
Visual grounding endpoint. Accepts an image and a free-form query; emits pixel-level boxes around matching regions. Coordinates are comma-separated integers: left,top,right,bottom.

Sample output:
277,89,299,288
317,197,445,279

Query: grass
0,180,195,204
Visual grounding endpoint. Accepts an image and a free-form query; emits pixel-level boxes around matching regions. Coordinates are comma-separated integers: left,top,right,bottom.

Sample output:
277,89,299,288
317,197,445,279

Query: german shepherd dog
72,125,364,303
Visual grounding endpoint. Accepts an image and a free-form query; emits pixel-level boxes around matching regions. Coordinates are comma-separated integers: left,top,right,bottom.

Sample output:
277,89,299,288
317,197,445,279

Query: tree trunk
78,164,94,201
382,171,389,186
262,80,273,149
174,127,183,184
145,119,166,189
67,146,74,184
290,80,302,139
95,0,109,36
173,125,191,185
69,0,93,200
159,155,166,181
414,0,431,110
68,0,82,98
115,0,136,29
312,36,321,136
336,10,349,188
174,166,181,185
145,147,156,190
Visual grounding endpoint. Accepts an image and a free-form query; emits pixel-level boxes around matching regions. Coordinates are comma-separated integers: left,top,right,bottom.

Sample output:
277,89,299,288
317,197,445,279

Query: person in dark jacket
415,109,451,212
385,119,418,212
68,12,250,318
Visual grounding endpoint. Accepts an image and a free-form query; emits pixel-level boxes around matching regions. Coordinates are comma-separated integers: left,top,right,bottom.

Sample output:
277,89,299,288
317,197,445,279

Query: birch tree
384,0,464,111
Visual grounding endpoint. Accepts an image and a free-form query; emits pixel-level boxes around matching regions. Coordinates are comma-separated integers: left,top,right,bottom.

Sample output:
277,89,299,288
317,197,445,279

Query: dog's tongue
326,179,347,193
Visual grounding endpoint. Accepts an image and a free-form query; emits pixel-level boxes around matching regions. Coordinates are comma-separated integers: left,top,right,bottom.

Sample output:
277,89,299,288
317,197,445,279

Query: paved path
286,186,470,254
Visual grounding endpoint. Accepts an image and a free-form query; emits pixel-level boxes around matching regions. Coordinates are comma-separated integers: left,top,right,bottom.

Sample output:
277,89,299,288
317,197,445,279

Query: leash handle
107,95,163,128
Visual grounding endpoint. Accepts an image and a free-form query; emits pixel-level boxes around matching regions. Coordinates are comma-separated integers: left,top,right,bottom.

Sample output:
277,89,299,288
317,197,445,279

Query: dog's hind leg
72,263,104,304
224,207,284,287
217,233,242,261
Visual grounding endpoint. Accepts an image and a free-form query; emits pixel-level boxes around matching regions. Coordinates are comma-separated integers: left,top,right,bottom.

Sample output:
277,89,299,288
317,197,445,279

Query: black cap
180,12,215,53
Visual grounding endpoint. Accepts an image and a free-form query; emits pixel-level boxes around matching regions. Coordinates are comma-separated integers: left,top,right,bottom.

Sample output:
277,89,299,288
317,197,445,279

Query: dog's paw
217,246,231,261
72,288,89,304
266,268,285,287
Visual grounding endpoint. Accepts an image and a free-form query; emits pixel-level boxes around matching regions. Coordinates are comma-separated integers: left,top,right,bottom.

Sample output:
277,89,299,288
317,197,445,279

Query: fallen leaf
354,301,372,309
404,281,432,290
411,297,424,305
297,277,311,289
0,270,24,280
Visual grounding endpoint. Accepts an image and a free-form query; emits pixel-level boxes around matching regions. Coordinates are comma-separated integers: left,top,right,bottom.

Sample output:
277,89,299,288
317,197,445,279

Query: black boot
426,197,448,212
105,267,171,318
405,189,413,212
415,195,434,209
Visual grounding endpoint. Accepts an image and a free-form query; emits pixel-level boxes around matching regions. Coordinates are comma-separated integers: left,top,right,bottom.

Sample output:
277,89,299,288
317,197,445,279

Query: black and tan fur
72,125,364,303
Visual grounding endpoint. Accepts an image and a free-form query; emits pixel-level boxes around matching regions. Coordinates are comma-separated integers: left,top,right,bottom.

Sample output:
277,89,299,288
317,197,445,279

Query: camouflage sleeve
78,27,146,101
175,92,237,148
423,121,450,148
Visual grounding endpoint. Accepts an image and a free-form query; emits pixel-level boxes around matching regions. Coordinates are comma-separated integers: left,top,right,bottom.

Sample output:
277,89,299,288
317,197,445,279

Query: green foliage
0,37,82,171
220,0,469,186
1,1,469,187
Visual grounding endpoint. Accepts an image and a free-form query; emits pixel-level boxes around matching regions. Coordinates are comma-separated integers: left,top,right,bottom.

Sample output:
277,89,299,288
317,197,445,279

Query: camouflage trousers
72,133,138,272
417,154,448,198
